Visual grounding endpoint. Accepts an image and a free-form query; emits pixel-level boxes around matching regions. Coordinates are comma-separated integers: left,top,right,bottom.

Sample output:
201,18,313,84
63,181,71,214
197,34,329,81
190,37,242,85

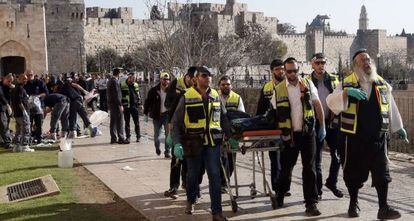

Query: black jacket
144,84,166,120
106,76,122,108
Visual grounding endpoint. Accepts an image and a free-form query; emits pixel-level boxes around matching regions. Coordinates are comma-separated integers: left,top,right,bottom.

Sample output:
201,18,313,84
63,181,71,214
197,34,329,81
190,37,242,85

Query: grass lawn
0,146,145,221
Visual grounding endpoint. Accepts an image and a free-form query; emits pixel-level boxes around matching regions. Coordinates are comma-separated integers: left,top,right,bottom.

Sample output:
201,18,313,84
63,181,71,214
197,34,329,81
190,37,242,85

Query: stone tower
359,5,368,30
45,0,86,74
0,0,49,75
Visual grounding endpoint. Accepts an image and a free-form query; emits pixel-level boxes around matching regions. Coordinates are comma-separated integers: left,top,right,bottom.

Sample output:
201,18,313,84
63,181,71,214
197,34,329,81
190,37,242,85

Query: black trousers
0,111,11,145
109,106,125,141
170,144,187,190
278,131,318,205
124,106,141,140
99,89,107,112
340,133,391,190
69,99,91,131
30,113,43,142
269,149,281,193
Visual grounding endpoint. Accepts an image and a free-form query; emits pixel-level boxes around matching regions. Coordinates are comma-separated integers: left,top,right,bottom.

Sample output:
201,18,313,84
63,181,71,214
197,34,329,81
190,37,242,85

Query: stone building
0,0,412,76
0,0,85,75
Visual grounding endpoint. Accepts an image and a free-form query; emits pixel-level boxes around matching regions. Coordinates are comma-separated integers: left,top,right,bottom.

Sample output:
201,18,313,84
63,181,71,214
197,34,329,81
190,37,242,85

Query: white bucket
58,149,73,168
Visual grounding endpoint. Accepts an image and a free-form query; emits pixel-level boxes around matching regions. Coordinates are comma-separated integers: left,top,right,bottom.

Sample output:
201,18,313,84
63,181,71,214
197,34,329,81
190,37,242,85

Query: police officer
58,76,97,139
327,49,408,219
120,72,141,143
43,83,70,141
307,53,343,199
256,59,288,197
0,74,14,148
24,70,49,144
172,66,231,221
275,57,326,216
107,68,127,144
163,67,197,198
218,75,244,193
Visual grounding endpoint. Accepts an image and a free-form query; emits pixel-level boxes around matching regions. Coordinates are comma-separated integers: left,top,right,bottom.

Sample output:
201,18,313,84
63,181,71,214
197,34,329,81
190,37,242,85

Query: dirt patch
73,164,148,221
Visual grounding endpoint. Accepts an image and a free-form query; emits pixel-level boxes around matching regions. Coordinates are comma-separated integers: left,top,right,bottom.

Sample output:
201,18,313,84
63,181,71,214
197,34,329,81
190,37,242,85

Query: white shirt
326,83,403,133
286,78,319,132
160,89,168,113
96,78,108,90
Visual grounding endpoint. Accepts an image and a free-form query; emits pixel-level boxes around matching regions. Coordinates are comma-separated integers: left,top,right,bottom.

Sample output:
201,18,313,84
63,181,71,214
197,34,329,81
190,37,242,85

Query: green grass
0,147,120,221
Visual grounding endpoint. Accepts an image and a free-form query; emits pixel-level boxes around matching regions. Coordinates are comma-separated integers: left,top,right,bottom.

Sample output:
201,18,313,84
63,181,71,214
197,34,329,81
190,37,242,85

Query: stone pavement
72,119,414,221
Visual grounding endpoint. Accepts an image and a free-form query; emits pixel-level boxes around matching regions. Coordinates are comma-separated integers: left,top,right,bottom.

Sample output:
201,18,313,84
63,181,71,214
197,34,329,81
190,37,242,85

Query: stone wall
84,18,174,56
324,35,356,66
380,35,407,62
0,1,48,75
279,34,307,62
45,0,86,74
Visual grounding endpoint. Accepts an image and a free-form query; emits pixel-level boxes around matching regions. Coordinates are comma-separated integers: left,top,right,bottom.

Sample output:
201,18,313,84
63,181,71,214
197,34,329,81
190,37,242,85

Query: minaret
359,5,369,30
224,0,235,15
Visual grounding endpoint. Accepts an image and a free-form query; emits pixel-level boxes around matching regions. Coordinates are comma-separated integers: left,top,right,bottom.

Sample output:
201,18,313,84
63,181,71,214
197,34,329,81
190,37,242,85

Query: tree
95,48,121,72
277,23,297,35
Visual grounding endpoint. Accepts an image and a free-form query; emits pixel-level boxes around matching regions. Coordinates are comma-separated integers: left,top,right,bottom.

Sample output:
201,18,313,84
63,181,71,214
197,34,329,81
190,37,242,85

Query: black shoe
136,138,140,143
164,188,178,199
118,139,130,144
125,138,130,143
110,139,117,144
377,205,401,220
185,202,195,215
285,192,292,197
156,148,161,156
305,204,321,216
277,194,284,208
348,201,360,218
165,152,171,158
318,194,322,201
325,183,344,198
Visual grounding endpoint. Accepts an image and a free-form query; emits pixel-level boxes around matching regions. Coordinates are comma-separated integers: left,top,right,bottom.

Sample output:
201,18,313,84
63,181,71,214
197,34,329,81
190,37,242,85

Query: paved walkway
72,119,414,221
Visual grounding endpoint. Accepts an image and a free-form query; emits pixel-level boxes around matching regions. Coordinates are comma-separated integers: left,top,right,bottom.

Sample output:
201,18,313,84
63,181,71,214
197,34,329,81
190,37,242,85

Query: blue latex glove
318,126,326,141
228,138,239,150
174,143,184,160
346,88,368,100
144,115,149,123
397,128,409,143
166,133,173,147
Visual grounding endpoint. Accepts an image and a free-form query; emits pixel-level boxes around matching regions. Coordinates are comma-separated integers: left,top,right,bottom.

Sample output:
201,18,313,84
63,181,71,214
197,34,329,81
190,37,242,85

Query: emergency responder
11,74,34,152
307,53,343,199
144,72,171,157
120,72,141,143
275,57,325,216
172,66,231,221
256,59,289,197
0,73,13,149
218,75,245,193
43,83,70,141
163,67,197,198
24,70,49,144
107,68,128,144
327,49,408,219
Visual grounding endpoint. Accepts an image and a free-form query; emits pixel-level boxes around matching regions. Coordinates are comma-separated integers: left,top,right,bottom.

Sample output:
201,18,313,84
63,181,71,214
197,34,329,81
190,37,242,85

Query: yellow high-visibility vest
340,72,390,134
224,91,241,112
184,87,222,146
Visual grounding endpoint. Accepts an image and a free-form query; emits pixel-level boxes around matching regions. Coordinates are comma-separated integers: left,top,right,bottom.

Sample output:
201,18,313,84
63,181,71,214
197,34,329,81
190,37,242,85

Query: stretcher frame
223,130,282,211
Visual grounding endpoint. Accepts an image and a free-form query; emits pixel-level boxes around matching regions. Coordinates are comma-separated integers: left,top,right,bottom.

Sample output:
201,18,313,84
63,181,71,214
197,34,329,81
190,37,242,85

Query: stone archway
0,40,31,76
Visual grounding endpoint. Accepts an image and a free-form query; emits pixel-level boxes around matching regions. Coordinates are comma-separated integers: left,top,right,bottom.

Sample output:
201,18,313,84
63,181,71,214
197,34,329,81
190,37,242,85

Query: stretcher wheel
231,200,238,213
271,196,277,209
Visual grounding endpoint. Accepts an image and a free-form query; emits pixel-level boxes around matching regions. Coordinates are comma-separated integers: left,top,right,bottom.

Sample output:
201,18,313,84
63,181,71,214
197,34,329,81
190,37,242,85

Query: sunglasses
285,69,299,74
315,61,326,65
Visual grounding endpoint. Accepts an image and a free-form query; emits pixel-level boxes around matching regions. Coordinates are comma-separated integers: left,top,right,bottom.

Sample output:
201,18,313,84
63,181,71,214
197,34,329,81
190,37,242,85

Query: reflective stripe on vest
340,72,390,134
176,77,188,93
120,79,139,107
225,91,241,112
263,81,276,99
275,78,315,142
184,87,222,146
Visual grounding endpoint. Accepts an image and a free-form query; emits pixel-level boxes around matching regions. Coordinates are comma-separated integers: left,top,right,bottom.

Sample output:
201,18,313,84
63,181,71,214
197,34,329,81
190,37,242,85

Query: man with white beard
326,49,408,220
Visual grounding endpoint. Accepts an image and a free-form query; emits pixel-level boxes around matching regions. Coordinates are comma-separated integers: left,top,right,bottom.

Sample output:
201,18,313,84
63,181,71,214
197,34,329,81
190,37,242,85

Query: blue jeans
186,145,222,215
153,113,170,154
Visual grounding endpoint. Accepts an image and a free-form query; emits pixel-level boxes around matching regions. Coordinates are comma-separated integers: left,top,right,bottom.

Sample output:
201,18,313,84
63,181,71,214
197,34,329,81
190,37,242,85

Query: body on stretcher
224,130,282,209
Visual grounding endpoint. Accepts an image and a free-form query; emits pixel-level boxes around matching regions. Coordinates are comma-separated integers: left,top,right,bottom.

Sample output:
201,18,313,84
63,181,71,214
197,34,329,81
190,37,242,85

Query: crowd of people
0,49,409,221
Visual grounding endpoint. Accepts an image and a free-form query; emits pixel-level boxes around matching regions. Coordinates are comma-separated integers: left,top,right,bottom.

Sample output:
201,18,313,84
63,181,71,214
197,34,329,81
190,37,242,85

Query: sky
85,0,414,35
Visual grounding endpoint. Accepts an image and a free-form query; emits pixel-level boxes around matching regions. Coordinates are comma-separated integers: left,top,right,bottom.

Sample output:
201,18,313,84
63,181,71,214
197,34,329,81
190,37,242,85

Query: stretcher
222,130,282,212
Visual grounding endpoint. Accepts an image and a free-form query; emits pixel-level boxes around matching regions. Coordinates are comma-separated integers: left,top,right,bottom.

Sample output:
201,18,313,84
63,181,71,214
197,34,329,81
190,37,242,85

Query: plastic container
58,149,74,168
